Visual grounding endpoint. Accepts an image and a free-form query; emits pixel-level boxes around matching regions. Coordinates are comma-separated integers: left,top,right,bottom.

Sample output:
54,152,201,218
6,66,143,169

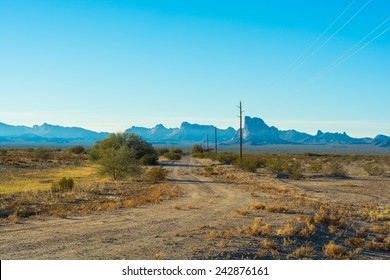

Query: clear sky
1,0,389,137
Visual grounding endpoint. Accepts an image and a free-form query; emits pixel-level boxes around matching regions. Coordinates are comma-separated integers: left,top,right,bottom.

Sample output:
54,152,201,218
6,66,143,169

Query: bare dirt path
0,156,255,259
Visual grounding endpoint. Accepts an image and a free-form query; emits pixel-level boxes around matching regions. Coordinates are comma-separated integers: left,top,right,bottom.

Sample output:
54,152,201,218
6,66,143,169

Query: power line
289,20,390,96
290,0,372,73
262,0,360,91
264,0,356,88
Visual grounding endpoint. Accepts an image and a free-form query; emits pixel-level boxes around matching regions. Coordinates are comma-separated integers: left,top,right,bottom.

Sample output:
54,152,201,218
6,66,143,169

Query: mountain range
0,117,389,147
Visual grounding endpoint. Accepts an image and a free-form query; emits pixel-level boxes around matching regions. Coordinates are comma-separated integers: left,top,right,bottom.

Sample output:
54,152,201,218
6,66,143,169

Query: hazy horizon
1,0,389,138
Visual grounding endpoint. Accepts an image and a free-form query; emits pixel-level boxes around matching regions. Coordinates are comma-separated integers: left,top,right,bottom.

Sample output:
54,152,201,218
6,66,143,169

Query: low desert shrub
363,163,385,176
308,162,323,173
164,151,182,161
69,145,86,154
323,241,351,259
51,177,74,193
145,167,168,183
34,148,52,161
156,147,170,156
236,157,266,172
0,148,7,155
140,154,158,165
326,162,347,178
217,152,239,165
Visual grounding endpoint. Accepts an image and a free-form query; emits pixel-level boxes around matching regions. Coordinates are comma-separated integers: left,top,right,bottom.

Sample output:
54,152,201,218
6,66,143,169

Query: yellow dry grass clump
0,164,98,194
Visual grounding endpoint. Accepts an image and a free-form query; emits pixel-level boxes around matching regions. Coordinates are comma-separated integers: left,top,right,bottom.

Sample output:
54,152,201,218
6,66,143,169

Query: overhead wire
288,18,390,96
261,0,358,91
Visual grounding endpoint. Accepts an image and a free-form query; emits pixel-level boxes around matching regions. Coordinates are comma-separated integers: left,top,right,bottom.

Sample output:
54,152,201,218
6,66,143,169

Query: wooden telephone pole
238,101,243,160
214,126,218,154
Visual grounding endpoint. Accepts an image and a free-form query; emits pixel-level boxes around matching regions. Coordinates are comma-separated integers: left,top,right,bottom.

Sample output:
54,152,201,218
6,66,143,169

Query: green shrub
156,147,170,156
204,166,216,176
164,151,182,160
69,145,86,154
0,148,7,155
51,177,74,193
217,152,239,164
34,148,52,161
236,158,266,172
363,163,385,176
267,158,287,175
145,167,168,183
140,154,158,165
309,162,323,173
326,162,347,177
191,144,204,154
267,158,303,179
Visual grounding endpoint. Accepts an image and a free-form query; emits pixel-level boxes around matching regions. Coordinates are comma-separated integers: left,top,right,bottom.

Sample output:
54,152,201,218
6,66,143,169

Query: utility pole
214,126,218,154
238,101,243,160
206,134,209,151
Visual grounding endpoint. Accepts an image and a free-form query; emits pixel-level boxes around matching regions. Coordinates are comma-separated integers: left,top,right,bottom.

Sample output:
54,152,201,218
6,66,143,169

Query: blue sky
1,0,389,137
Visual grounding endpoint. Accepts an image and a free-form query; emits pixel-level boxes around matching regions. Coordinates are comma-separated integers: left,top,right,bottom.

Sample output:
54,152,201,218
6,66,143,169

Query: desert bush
0,148,7,155
140,154,158,165
363,163,385,176
69,145,86,154
217,152,239,165
285,161,303,180
267,158,303,179
89,133,157,179
156,147,170,156
191,144,204,154
236,157,266,172
51,177,74,193
34,148,52,161
204,166,216,176
326,161,347,178
164,151,182,161
145,167,168,183
323,241,351,259
309,161,323,173
267,158,286,175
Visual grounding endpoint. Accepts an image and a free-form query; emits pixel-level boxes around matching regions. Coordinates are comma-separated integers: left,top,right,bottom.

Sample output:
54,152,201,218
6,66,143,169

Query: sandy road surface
0,156,255,259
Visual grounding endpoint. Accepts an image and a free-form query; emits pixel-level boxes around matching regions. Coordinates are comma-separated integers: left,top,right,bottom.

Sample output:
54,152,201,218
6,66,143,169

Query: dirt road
0,156,256,259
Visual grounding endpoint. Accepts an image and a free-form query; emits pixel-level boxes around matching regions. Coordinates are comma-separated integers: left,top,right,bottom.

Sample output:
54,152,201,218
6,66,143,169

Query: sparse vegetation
326,161,347,178
1,148,389,260
51,177,74,193
69,145,86,154
163,148,183,160
145,167,168,183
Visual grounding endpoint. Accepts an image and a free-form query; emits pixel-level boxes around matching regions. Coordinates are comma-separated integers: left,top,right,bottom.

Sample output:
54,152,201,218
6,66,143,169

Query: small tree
89,133,156,180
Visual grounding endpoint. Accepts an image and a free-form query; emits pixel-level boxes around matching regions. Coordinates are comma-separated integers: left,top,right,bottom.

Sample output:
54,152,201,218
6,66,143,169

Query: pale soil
0,156,258,259
0,156,389,260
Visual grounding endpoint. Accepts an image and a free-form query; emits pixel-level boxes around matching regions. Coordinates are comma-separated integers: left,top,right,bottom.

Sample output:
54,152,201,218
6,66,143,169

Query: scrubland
0,147,389,259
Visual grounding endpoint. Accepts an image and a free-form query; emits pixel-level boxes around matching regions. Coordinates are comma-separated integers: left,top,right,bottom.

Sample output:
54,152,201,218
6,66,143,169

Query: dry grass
288,244,314,259
244,218,273,236
261,239,278,250
0,165,98,194
276,221,300,237
251,203,266,210
323,241,351,260
207,229,223,240
172,204,181,210
344,237,365,248
235,208,249,216
0,182,182,221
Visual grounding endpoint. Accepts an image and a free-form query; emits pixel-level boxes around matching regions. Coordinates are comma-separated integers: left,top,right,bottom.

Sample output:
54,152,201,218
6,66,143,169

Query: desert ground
0,151,389,260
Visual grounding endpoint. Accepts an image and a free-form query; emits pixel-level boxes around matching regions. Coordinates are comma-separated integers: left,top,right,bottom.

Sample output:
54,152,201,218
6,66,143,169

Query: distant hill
0,117,388,148
0,122,108,146
126,122,236,143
